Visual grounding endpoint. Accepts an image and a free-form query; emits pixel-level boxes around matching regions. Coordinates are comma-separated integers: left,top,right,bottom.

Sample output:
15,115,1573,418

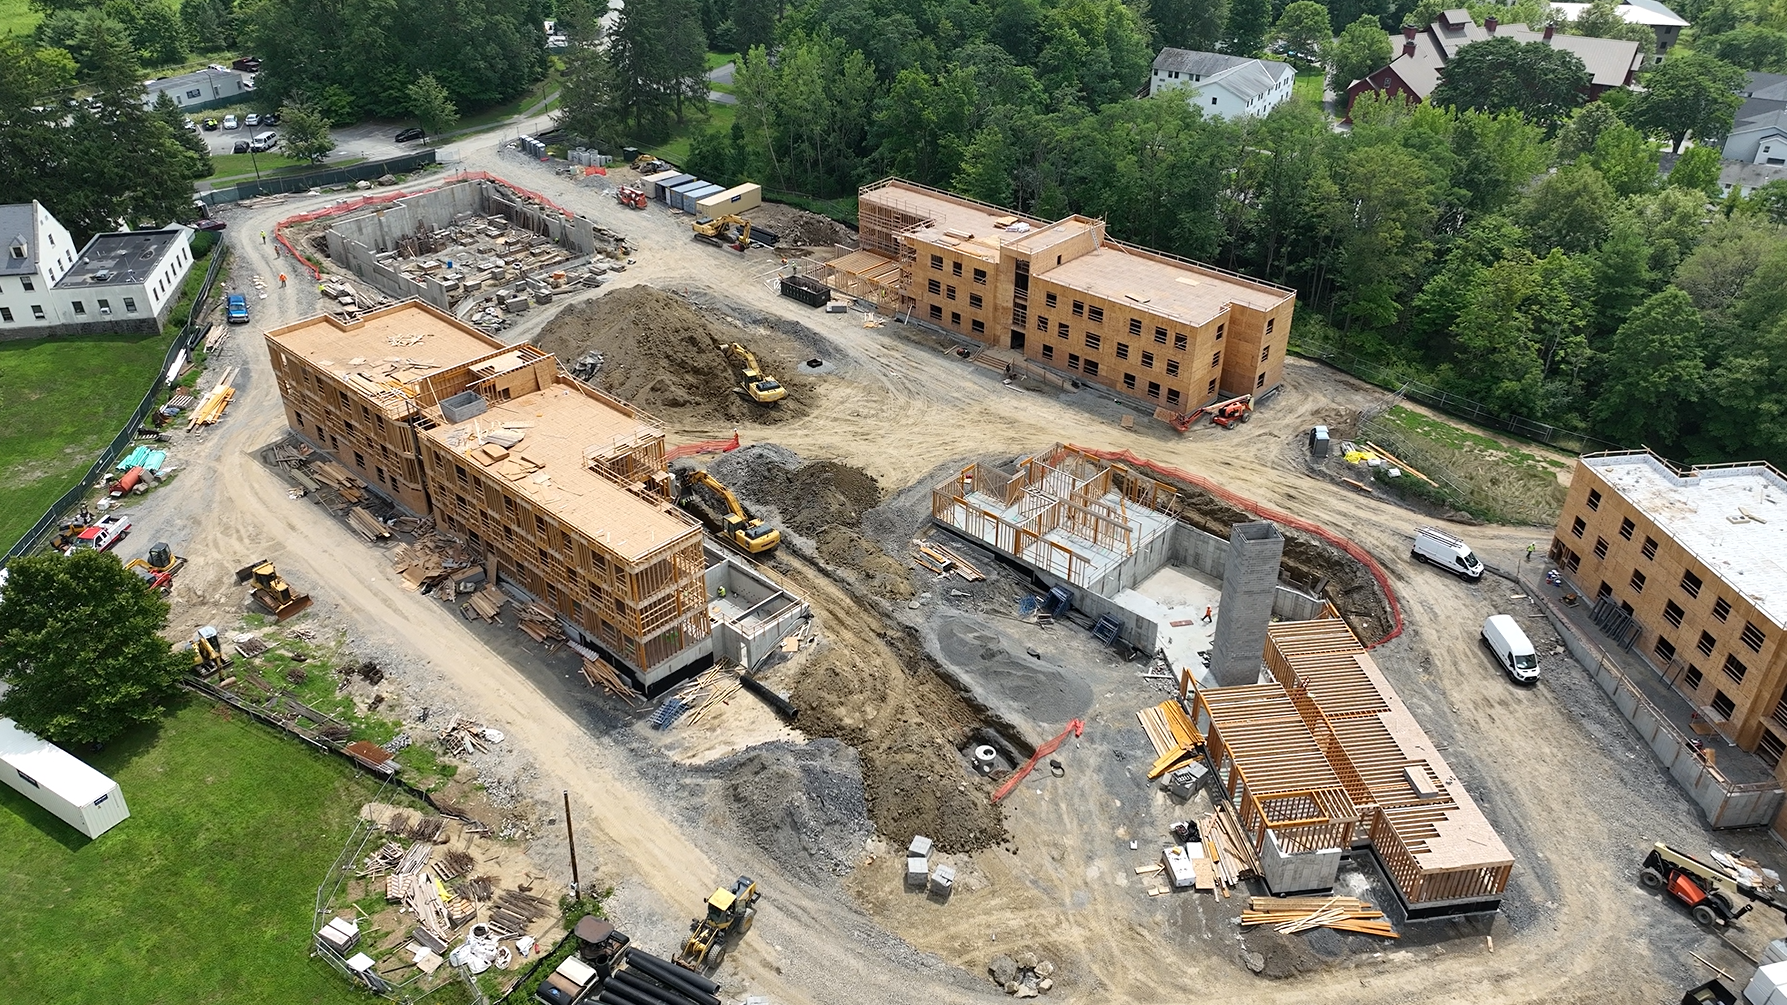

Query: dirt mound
532,285,811,426
748,203,858,250
709,446,882,540
789,622,1005,853
700,740,871,882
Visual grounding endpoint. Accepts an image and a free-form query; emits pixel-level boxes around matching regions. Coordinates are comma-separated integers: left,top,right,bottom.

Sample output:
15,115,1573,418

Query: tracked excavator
675,468,780,554
718,343,786,403
691,214,753,251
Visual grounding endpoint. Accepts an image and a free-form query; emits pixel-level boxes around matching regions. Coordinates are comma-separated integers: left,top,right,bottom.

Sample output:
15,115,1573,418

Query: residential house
1547,0,1689,57
0,201,194,336
1724,73,1787,165
1347,10,1644,115
1148,49,1298,119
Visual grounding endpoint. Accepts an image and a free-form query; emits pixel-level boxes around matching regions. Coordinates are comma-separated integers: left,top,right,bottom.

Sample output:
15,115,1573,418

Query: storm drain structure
1196,612,1514,916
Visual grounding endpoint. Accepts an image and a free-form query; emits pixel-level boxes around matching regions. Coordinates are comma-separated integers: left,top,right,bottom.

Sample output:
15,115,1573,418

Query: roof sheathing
1584,454,1787,628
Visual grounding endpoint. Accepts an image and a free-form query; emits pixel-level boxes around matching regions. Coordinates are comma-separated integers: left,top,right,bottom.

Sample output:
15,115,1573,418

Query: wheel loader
673,876,759,972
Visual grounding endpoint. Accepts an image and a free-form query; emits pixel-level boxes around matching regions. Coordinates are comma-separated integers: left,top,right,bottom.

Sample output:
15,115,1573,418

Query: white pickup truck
67,512,131,553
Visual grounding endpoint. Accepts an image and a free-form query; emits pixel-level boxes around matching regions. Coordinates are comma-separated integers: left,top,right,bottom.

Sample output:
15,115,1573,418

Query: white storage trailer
0,717,129,838
696,182,763,216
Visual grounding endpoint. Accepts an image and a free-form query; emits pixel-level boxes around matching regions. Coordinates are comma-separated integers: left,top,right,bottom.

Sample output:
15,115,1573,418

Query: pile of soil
708,445,882,540
532,285,812,426
748,203,858,250
788,623,1005,853
699,740,871,882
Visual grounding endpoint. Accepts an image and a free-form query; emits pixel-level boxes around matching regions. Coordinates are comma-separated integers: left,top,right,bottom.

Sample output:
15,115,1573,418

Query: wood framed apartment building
266,302,712,688
845,178,1297,413
1550,451,1787,787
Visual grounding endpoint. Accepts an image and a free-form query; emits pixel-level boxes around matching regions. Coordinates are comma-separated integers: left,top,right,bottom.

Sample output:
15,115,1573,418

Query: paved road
708,61,738,105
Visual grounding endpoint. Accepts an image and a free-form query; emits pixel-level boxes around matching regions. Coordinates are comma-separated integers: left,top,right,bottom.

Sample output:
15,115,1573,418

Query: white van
1412,527,1484,581
249,130,278,152
1482,614,1540,683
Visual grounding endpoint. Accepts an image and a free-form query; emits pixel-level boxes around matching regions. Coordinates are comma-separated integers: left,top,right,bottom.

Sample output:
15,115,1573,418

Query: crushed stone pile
708,445,882,539
698,740,871,882
532,285,810,426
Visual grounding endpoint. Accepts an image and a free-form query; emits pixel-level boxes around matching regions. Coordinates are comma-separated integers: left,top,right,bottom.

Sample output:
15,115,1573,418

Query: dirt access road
124,143,1786,1005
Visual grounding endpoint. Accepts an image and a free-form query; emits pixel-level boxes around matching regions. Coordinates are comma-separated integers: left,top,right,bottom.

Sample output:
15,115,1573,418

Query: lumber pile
666,665,744,727
310,460,366,502
1200,801,1260,893
391,531,477,593
1136,698,1204,779
581,655,645,705
485,889,551,940
439,716,496,757
515,602,566,646
346,507,391,541
1241,896,1398,938
186,366,240,431
911,537,986,581
464,585,507,623
360,841,405,876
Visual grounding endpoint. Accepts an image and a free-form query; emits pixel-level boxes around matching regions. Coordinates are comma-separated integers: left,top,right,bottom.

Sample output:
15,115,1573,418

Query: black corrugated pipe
594,979,662,1005
736,672,798,719
608,969,699,1005
598,991,653,1005
622,950,722,1002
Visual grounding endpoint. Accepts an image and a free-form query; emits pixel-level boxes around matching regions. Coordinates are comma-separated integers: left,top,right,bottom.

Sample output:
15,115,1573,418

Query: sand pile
532,285,811,426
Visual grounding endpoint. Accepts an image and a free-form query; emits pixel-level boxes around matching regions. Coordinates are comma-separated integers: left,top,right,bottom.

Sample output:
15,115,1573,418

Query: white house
0,717,129,839
1726,75,1787,166
0,201,197,336
143,67,255,112
1547,0,1688,57
1148,49,1297,119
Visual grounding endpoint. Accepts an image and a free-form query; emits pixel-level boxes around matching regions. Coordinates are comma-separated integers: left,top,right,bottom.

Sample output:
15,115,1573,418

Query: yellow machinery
692,214,753,251
678,469,780,554
674,876,760,972
190,625,231,674
719,343,786,403
235,559,313,620
125,541,186,592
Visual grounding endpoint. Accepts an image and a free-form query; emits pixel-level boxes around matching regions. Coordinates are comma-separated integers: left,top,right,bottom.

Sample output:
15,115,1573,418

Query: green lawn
0,698,388,1004
452,72,561,133
0,0,41,36
1293,71,1326,106
650,100,737,167
0,329,174,550
1363,405,1570,526
705,51,737,71
209,153,367,184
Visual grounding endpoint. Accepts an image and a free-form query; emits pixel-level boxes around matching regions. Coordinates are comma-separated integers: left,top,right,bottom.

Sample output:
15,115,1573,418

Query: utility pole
564,789,580,900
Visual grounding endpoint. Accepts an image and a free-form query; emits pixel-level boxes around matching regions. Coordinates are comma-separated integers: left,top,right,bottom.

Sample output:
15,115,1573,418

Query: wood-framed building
849,178,1297,413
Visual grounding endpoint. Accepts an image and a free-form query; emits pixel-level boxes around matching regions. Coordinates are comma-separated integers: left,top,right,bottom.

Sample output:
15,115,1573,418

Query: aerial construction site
92,158,1787,1005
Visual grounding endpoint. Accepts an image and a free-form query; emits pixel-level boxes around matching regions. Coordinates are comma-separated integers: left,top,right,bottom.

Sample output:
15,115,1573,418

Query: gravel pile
697,740,871,882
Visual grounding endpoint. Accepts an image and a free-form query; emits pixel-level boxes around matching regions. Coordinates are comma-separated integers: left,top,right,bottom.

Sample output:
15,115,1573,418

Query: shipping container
696,183,763,216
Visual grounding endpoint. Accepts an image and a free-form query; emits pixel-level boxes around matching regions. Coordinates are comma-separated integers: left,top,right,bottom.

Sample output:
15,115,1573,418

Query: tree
0,38,78,212
1692,319,1787,465
1429,36,1589,130
1747,179,1787,225
1035,0,1153,107
1566,0,1659,48
604,0,709,139
1555,101,1622,163
113,0,191,65
1583,119,1659,197
406,73,459,140
279,96,336,162
556,33,619,145
732,0,777,53
1327,13,1390,89
1519,162,1616,254
0,550,190,746
1591,287,1706,446
154,90,213,178
1699,25,1787,74
1331,141,1438,328
1669,144,1723,195
1152,0,1228,51
1223,0,1270,54
1624,52,1746,152
1272,0,1331,71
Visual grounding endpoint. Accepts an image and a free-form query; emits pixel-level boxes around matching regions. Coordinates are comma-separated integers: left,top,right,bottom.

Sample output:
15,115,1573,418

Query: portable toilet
1309,424,1330,459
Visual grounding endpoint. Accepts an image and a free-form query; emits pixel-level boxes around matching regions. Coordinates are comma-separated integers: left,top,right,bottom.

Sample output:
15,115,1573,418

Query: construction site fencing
1292,337,1622,456
1069,445,1405,647
200,150,440,205
3,245,230,563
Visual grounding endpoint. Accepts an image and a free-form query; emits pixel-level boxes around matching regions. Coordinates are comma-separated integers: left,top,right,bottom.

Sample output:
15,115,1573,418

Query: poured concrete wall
704,544,810,669
1258,829,1342,895
1209,522,1284,686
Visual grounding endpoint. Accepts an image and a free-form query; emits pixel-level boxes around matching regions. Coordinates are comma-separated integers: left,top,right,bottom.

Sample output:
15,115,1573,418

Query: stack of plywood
1241,896,1397,938
465,585,507,623
310,461,365,502
346,507,391,541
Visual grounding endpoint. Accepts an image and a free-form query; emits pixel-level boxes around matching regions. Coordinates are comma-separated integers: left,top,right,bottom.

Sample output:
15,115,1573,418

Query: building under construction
266,301,801,689
835,179,1297,413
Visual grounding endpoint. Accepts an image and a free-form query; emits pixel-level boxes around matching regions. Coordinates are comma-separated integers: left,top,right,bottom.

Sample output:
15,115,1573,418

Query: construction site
95,155,1787,1005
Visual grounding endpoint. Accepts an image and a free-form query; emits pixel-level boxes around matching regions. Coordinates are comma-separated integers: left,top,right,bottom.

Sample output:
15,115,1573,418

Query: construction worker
279,273,287,287
260,231,266,244
1202,605,1213,624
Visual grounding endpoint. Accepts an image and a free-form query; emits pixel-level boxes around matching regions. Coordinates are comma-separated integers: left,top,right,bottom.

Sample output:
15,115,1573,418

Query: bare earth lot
97,144,1787,1005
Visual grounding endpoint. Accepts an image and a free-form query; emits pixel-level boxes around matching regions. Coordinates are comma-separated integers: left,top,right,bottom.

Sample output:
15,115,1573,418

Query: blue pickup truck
225,293,249,325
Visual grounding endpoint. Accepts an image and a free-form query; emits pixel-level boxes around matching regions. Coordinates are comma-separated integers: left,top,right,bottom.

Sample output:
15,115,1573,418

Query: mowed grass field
0,0,40,36
0,328,177,550
0,699,384,1005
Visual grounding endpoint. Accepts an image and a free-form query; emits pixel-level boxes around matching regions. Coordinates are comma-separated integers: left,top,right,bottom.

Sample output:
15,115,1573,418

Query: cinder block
929,864,956,899
908,834,934,858
906,857,930,886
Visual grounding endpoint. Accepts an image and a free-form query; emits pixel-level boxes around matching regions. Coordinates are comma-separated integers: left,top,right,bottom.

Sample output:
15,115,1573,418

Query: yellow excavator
677,469,780,554
719,343,786,403
692,214,753,251
190,625,232,675
674,876,760,972
235,559,313,620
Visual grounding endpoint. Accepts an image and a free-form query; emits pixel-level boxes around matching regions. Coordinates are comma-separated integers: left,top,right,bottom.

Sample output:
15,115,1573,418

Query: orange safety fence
991,718,1085,803
663,432,741,462
271,170,587,283
1068,444,1405,648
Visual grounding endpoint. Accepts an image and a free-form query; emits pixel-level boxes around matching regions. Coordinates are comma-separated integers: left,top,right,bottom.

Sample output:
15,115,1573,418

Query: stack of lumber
311,460,366,502
360,841,404,876
1137,698,1204,779
669,666,744,726
1241,896,1398,938
911,538,986,581
1200,800,1260,892
465,585,507,623
515,602,565,645
407,871,454,940
581,655,645,705
186,366,240,431
346,507,391,541
485,890,550,939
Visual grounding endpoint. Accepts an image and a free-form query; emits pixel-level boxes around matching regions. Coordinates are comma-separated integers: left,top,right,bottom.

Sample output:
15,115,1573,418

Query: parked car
183,117,196,131
395,127,426,143
232,56,261,72
244,112,260,126
202,117,220,131
1481,614,1540,684
191,219,227,232
249,131,278,152
261,111,280,125
222,114,239,129
225,293,250,324
1411,527,1484,581
232,140,250,153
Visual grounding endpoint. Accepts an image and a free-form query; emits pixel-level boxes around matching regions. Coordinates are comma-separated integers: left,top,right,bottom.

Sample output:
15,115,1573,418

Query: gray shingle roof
0,203,37,277
1151,48,1295,103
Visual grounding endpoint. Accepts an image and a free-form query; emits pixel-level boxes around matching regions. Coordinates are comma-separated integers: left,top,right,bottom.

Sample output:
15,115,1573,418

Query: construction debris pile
652,664,745,729
315,277,387,321
911,534,984,581
1240,896,1398,938
987,951,1058,998
438,716,504,758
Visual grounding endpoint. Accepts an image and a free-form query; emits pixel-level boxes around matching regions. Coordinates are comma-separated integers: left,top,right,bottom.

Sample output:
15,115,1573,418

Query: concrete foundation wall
1171,521,1325,621
704,545,810,669
1258,829,1342,895
1209,522,1285,686
1533,594,1784,829
327,231,446,309
1078,521,1176,599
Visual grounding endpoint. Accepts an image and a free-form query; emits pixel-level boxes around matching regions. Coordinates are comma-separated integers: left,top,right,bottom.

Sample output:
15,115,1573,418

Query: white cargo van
1481,614,1540,683
1412,527,1484,580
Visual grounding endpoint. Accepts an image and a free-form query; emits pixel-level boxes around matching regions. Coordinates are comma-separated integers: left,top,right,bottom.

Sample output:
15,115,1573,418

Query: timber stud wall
268,343,433,514
1551,452,1787,769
